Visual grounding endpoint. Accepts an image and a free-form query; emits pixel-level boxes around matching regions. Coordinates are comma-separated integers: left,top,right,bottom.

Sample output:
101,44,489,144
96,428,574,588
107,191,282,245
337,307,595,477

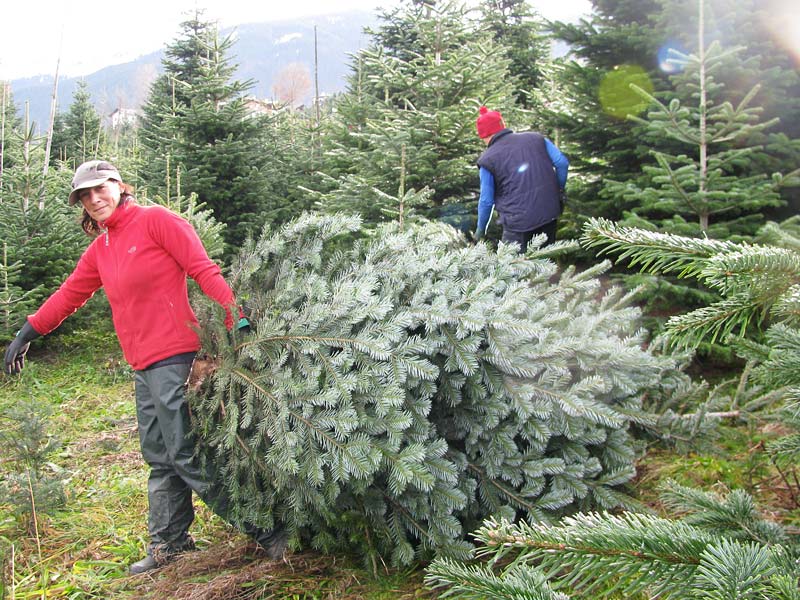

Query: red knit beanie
476,106,504,139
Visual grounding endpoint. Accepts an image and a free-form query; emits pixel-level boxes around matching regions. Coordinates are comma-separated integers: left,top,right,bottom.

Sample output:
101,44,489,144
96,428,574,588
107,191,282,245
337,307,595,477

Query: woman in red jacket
3,160,286,574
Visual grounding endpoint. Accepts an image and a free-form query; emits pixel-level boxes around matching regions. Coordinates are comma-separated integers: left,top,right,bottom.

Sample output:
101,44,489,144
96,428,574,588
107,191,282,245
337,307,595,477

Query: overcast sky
0,0,592,80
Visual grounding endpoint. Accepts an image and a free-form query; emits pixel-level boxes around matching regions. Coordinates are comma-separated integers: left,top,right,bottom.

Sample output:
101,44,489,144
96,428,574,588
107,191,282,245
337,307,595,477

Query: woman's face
78,180,122,222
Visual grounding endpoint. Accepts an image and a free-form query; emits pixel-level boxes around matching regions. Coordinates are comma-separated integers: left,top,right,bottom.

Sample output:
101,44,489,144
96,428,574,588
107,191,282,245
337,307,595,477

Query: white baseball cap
69,160,122,205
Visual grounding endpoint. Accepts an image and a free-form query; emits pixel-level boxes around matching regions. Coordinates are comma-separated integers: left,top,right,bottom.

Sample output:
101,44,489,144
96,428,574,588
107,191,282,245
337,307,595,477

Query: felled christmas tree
189,214,683,567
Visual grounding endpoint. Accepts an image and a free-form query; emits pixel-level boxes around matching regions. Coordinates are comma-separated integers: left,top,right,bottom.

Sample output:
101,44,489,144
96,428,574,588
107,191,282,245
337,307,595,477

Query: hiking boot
129,555,160,575
130,537,196,575
255,525,289,560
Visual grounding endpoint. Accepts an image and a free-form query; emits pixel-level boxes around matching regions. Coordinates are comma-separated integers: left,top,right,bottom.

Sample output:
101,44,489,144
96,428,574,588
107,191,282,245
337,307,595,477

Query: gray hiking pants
134,361,282,558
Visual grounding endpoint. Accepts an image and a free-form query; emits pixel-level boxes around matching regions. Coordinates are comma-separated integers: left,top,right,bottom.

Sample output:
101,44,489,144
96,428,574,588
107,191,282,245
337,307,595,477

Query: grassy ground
1,330,796,598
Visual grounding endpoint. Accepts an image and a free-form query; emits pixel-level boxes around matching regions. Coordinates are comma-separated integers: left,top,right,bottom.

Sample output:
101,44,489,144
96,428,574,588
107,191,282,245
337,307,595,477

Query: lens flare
658,42,690,73
598,65,654,120
762,0,800,65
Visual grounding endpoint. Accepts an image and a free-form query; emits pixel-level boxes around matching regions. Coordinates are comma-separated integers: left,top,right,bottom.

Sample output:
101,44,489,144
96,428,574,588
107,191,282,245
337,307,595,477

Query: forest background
1,0,800,597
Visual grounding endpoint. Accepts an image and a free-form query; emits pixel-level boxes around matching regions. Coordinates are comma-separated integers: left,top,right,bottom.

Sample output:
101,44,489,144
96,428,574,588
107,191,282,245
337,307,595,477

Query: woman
3,160,286,574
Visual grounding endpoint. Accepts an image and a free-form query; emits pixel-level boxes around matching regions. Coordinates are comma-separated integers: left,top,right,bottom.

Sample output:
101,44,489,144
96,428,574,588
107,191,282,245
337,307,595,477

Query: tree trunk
697,0,708,231
40,56,61,210
23,104,31,212
0,82,6,202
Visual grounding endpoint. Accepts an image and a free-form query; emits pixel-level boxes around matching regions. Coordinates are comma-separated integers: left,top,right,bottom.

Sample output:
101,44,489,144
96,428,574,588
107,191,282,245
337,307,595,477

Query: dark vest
477,129,560,232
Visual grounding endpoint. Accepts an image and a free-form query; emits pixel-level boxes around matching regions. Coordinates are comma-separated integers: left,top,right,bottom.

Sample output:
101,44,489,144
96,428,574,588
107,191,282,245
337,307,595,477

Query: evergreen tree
139,11,210,190
476,0,550,109
660,0,795,113
654,0,800,212
754,220,800,467
188,213,686,568
577,1,798,353
49,111,68,164
0,104,99,335
139,11,271,252
551,0,800,229
0,399,67,535
549,0,670,224
0,81,23,179
317,0,518,228
256,108,318,228
107,116,140,172
607,1,790,239
49,81,103,168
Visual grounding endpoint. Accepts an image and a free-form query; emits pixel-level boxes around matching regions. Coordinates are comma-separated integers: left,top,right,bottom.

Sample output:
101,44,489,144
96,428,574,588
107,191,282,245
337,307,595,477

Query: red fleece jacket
29,201,234,370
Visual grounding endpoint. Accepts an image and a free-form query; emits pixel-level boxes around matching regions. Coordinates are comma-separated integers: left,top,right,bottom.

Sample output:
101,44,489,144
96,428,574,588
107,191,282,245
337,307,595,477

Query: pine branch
653,152,702,216
702,247,800,297
658,480,788,545
425,557,569,600
581,217,736,280
469,512,793,599
474,513,708,597
663,293,761,347
582,218,800,349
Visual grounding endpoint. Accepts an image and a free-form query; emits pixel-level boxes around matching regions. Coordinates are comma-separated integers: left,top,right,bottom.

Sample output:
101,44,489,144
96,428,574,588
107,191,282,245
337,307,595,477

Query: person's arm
6,247,102,375
28,246,103,336
147,207,239,328
545,138,569,190
475,166,495,239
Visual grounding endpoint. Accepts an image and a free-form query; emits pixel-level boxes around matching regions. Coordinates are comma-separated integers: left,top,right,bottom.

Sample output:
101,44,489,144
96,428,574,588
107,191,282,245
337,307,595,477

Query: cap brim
68,176,114,205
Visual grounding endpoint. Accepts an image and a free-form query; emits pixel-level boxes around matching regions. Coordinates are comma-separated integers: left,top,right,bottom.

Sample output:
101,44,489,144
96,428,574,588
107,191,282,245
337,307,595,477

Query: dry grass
119,536,436,600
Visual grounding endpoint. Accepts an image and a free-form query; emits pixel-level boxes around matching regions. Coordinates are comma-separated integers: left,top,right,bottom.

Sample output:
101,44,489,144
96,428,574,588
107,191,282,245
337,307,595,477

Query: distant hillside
10,10,379,130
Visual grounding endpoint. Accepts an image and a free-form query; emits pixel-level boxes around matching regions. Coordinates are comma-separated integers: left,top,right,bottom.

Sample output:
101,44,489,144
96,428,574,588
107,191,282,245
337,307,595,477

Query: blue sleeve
476,167,495,235
545,138,569,190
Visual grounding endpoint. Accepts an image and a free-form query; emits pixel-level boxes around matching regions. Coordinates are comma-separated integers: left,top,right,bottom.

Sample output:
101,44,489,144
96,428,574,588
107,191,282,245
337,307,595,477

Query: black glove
558,188,567,213
4,320,41,375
